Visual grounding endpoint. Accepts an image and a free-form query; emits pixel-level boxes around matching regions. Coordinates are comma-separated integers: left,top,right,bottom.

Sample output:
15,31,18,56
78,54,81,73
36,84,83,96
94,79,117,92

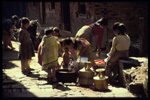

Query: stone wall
44,2,61,28
69,2,148,41
26,2,148,49
26,3,41,22
26,2,148,39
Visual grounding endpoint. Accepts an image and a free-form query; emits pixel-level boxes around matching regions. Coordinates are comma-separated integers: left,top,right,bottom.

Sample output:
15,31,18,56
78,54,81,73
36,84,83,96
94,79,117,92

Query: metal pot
93,68,108,90
78,61,94,86
56,68,78,83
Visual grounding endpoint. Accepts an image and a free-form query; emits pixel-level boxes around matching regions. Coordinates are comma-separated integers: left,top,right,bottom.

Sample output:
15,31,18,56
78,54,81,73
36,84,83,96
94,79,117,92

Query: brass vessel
78,61,94,86
93,68,108,90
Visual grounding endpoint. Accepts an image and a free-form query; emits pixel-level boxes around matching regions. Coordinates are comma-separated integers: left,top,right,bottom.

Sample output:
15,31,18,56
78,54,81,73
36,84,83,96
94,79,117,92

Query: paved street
2,40,135,98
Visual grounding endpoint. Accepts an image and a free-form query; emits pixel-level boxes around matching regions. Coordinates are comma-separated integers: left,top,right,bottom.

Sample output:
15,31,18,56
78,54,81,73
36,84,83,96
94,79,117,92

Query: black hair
44,28,54,35
59,39,65,47
59,38,73,47
91,22,100,28
27,20,38,36
64,38,73,45
19,17,30,27
96,17,108,25
29,20,38,27
53,27,60,33
113,22,120,30
11,15,19,21
91,17,108,28
119,23,127,34
73,38,82,50
113,22,127,35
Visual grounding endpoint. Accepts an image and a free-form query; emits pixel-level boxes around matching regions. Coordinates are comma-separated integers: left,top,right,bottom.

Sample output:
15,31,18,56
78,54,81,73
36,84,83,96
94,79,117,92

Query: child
105,22,130,83
38,27,61,69
62,47,70,69
53,27,60,37
41,28,58,83
18,17,35,75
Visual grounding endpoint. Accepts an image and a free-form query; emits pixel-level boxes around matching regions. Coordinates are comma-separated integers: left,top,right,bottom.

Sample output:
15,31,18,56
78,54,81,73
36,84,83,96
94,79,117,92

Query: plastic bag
68,59,85,72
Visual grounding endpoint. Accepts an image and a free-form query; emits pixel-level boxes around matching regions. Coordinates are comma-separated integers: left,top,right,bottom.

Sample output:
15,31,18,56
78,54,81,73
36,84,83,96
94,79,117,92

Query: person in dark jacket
2,15,19,50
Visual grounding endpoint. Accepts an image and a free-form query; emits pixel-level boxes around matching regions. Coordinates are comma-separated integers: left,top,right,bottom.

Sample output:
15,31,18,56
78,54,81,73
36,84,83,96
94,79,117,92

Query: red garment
88,25,104,46
94,59,105,65
38,42,43,66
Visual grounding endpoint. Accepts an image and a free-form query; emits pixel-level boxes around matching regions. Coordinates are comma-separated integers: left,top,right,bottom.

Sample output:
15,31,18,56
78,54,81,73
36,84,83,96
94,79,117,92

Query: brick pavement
2,40,135,98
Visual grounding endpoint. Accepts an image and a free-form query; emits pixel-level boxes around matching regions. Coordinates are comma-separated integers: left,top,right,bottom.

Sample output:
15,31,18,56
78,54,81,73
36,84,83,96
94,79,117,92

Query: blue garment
2,19,13,31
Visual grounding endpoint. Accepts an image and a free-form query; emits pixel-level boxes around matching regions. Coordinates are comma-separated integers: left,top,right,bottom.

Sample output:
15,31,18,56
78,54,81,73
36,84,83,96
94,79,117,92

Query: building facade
26,1,148,39
2,1,148,55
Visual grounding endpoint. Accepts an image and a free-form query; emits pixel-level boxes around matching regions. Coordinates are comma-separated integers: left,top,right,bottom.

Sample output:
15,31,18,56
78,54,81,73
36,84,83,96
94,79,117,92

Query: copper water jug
93,68,108,90
78,61,94,86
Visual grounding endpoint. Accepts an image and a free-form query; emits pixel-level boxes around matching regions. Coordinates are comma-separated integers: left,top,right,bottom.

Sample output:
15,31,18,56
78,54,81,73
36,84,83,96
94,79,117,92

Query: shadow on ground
2,72,36,98
2,46,38,97
2,48,20,69
2,49,19,60
52,82,72,91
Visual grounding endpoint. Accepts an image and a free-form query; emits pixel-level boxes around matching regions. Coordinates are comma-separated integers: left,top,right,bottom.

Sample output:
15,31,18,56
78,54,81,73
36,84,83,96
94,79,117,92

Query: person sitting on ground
40,28,58,83
105,22,130,84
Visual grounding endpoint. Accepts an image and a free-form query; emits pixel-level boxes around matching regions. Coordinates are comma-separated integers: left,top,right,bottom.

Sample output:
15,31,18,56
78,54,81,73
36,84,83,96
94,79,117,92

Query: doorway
61,2,71,31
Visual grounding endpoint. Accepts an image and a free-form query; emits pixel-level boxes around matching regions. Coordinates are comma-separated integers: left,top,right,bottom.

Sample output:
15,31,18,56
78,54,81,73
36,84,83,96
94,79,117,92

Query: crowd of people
2,15,130,84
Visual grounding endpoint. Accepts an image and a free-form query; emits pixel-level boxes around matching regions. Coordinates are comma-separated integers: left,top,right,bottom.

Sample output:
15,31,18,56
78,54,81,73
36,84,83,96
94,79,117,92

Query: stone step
118,57,148,97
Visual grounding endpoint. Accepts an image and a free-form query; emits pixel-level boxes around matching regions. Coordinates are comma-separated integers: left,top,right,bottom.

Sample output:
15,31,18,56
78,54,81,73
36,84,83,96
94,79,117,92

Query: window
78,2,86,14
32,2,36,9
